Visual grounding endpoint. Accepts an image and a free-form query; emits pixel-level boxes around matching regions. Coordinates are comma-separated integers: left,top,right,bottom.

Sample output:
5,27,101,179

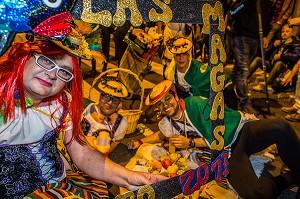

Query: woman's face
23,53,73,100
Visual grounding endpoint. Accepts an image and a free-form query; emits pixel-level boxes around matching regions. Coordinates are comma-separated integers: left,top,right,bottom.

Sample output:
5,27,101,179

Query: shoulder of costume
184,96,208,104
158,116,170,126
190,60,209,72
83,102,97,113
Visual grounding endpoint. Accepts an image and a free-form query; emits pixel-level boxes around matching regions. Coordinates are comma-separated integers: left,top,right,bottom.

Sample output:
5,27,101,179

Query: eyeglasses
100,93,121,104
33,54,74,82
156,94,173,109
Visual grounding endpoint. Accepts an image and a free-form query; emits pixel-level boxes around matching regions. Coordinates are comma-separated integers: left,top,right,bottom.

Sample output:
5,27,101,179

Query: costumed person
157,22,193,77
81,76,128,156
137,80,300,199
164,36,238,110
0,37,167,198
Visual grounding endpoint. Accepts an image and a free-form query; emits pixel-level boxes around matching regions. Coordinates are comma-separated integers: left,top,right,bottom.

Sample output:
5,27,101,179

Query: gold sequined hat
97,76,128,98
166,36,192,54
145,80,173,105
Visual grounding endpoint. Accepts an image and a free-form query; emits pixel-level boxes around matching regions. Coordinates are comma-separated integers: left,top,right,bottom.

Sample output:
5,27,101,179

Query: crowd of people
1,0,300,198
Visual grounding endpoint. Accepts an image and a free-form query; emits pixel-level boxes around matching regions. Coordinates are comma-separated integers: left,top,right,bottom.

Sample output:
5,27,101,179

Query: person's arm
281,60,300,86
65,129,167,191
273,53,281,61
273,39,282,47
263,37,269,49
128,131,166,149
169,136,208,149
277,3,294,25
141,131,166,143
288,17,300,26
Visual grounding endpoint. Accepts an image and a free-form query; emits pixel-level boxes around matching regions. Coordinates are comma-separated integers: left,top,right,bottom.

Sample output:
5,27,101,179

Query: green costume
184,60,232,98
166,59,232,99
184,96,242,147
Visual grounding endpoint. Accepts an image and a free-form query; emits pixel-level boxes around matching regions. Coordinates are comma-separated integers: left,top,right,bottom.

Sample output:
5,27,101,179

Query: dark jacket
266,36,300,70
230,0,271,38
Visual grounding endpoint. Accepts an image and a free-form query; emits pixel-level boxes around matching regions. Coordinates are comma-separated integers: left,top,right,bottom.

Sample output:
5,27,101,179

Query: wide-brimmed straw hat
166,36,192,54
145,80,173,105
96,76,128,98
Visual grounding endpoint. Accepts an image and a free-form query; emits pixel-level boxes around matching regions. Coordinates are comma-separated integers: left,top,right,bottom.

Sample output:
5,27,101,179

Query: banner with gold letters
71,0,223,26
72,0,228,198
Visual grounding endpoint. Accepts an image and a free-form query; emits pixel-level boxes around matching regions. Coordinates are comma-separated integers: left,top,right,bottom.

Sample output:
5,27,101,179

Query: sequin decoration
0,23,12,34
113,0,143,27
211,63,225,92
210,92,224,120
149,0,172,23
81,0,113,27
0,0,74,33
32,12,72,39
115,191,135,199
0,0,32,32
0,0,75,56
136,185,155,198
211,125,225,150
210,34,226,64
72,0,208,25
202,2,225,34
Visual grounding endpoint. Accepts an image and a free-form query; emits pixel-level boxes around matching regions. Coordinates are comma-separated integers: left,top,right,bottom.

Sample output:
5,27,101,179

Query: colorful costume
81,103,127,154
159,96,255,163
159,96,300,198
0,97,108,198
165,59,236,109
159,96,250,147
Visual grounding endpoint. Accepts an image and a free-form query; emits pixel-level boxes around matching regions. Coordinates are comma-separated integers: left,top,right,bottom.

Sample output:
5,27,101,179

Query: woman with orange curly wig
0,39,166,198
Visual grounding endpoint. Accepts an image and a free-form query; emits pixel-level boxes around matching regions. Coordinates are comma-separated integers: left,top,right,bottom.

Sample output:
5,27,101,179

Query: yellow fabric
200,180,240,199
85,134,111,154
164,58,176,80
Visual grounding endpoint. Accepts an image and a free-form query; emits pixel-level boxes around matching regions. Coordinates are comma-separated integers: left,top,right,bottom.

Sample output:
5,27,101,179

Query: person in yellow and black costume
81,76,129,156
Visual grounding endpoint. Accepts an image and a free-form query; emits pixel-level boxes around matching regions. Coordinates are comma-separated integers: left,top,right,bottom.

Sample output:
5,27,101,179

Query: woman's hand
125,171,168,191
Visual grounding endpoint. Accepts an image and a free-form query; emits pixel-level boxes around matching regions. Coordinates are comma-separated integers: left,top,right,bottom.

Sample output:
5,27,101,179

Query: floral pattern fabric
0,130,64,198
